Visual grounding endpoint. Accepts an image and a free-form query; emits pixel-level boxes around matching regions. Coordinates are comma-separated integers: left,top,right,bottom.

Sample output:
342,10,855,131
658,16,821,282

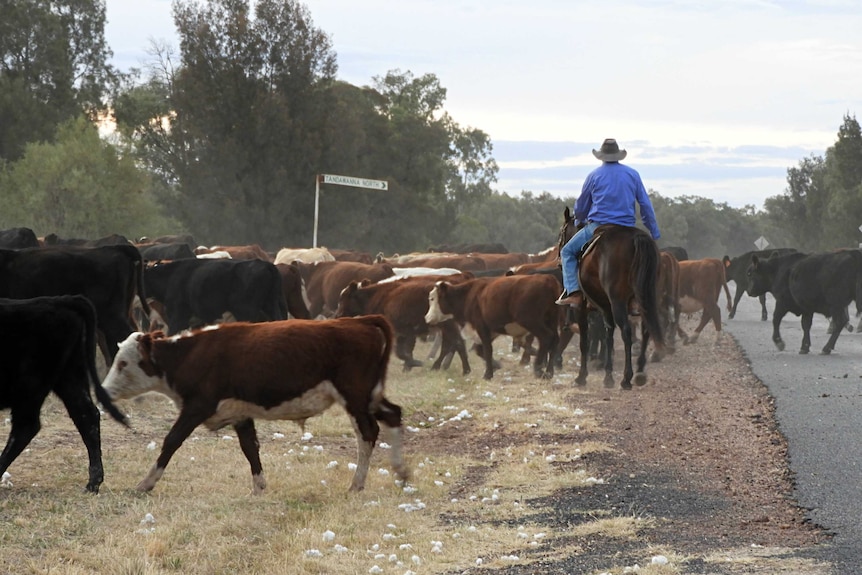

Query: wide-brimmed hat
592,138,627,162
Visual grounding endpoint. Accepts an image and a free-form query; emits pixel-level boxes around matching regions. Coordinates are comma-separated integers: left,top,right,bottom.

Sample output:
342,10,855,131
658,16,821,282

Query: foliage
0,116,178,238
0,0,115,161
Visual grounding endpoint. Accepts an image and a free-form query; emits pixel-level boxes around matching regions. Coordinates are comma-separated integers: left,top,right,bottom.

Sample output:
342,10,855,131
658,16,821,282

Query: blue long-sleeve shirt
574,162,661,240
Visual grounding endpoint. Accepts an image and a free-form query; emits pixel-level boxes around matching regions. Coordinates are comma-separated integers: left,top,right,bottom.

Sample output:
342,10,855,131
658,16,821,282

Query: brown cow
101,315,408,494
197,244,272,262
647,251,682,361
425,274,561,380
393,254,487,272
335,274,473,374
328,248,374,264
676,258,732,344
469,252,530,270
293,260,395,317
275,263,311,319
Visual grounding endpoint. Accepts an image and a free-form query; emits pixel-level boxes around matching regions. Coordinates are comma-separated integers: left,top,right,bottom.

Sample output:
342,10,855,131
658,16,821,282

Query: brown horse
557,207,664,389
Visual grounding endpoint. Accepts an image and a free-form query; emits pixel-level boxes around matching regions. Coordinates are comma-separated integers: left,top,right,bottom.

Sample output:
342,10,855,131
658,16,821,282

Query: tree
0,116,177,238
117,0,338,248
0,0,115,161
824,114,862,248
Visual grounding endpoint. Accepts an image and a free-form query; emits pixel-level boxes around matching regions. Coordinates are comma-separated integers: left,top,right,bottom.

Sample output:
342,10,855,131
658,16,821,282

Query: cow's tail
632,235,664,346
70,295,130,427
368,314,394,387
720,262,732,312
849,249,862,317
121,243,152,319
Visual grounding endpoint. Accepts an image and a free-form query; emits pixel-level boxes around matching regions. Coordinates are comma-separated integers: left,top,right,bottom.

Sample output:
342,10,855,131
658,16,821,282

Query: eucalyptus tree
0,0,115,161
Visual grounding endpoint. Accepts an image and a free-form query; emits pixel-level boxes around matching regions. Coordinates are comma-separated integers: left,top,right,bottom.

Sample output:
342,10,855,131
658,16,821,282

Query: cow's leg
346,410,380,492
532,328,558,379
233,419,266,494
395,335,422,370
688,303,715,344
478,329,496,380
138,408,209,492
373,398,408,483
0,404,43,483
433,322,470,375
55,380,105,493
519,334,534,366
799,313,813,354
426,331,442,361
759,294,768,321
771,302,790,351
729,285,744,319
821,307,848,355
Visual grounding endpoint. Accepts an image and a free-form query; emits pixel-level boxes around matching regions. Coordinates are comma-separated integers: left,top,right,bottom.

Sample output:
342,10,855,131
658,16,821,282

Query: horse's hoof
820,348,832,355
575,375,587,386
633,372,647,386
620,381,632,390
775,340,786,352
603,377,615,388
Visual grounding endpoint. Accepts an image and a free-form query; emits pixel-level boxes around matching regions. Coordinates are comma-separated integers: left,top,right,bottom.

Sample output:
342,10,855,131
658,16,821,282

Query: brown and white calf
101,315,408,494
425,274,561,380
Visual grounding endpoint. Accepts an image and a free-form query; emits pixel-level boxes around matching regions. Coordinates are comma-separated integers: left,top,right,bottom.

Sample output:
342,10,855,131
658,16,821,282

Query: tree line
1,0,860,259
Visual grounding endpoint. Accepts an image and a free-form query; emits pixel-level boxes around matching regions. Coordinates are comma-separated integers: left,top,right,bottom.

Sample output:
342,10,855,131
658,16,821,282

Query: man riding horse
557,138,661,309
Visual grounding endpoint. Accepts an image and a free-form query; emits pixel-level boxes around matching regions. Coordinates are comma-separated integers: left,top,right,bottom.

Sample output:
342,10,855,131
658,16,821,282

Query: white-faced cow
0,295,129,493
425,274,561,380
747,249,862,354
101,316,407,494
0,245,151,366
292,260,396,318
335,274,473,374
143,258,287,334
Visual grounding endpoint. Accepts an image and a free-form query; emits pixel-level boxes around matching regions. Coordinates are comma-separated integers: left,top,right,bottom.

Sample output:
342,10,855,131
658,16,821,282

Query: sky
104,0,862,211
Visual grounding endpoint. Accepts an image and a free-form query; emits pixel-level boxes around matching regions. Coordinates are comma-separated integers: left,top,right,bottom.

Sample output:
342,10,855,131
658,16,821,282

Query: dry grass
0,330,826,574
0,338,631,574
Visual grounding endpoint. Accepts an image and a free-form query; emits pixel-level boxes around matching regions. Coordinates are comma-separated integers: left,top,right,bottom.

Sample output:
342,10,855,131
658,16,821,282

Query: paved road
723,287,862,571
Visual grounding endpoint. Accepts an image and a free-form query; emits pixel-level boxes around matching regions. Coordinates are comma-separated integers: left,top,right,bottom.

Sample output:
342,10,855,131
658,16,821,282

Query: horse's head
555,206,577,265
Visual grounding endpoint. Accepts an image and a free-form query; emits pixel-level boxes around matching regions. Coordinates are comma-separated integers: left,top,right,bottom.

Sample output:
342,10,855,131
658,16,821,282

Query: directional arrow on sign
321,174,388,191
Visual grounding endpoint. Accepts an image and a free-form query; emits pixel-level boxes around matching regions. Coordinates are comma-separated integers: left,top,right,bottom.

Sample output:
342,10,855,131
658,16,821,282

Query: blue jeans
560,221,599,293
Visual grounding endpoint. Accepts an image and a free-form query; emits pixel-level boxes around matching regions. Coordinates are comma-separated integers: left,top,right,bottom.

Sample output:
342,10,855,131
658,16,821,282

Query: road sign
320,174,388,191
754,236,769,250
313,173,389,247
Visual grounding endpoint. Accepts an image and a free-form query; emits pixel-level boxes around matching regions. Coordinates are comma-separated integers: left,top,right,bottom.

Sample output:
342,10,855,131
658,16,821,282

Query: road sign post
313,174,388,247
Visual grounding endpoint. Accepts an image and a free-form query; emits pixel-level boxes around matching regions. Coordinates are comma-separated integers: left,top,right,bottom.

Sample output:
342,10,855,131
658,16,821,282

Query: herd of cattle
1,222,861,495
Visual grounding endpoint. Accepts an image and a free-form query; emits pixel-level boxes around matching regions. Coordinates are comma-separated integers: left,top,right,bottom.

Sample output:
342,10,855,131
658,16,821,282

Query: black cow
43,233,131,247
0,295,128,493
723,248,798,320
138,242,196,262
144,258,287,334
0,245,151,365
0,227,39,249
747,250,862,354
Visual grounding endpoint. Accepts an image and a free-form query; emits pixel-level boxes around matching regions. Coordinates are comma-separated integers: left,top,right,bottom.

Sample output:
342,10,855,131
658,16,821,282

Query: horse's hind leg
634,323,650,386
612,303,634,389
603,315,616,388
575,308,590,386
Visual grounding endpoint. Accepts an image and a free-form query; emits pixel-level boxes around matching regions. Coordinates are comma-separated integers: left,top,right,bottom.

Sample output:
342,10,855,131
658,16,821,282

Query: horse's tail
632,235,664,346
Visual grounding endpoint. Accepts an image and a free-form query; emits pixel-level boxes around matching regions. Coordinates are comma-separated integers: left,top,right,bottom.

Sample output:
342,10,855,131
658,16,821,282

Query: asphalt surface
723,286,862,572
